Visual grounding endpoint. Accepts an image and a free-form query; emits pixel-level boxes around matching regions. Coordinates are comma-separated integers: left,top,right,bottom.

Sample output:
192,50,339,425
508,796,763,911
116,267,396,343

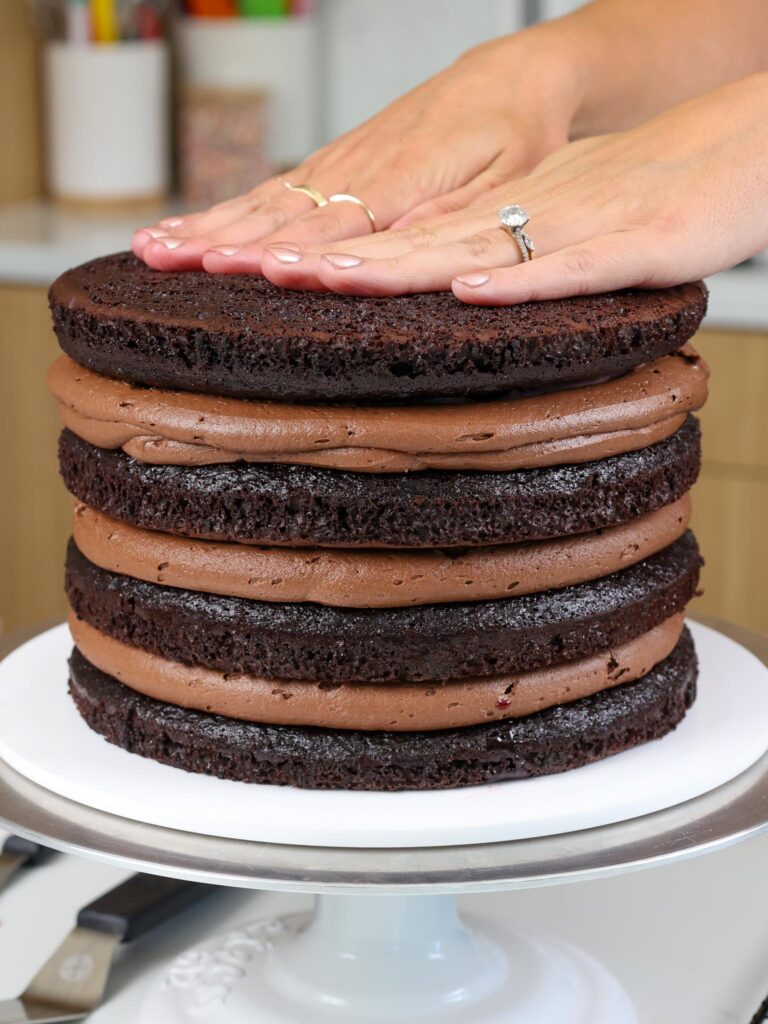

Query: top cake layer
49,253,707,403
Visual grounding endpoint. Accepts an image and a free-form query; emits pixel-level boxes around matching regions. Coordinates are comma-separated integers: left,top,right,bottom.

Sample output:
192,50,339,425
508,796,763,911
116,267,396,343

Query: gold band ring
283,180,328,207
328,193,377,231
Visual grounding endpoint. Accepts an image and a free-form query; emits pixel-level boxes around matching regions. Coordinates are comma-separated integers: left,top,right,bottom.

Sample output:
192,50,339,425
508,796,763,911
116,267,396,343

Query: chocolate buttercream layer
59,417,701,548
72,496,691,608
65,532,702,682
49,349,708,473
68,630,698,789
49,253,708,402
69,613,684,731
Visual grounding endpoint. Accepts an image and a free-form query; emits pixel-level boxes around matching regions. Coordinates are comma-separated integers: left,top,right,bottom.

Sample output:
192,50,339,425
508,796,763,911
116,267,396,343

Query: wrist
453,28,586,153
505,17,617,141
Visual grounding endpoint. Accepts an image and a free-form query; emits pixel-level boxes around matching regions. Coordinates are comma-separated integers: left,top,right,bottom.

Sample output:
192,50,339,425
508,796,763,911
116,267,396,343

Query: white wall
318,0,526,141
538,0,584,16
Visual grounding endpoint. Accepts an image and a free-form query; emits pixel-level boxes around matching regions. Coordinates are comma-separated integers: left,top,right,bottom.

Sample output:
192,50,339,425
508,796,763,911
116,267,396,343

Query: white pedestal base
139,894,637,1023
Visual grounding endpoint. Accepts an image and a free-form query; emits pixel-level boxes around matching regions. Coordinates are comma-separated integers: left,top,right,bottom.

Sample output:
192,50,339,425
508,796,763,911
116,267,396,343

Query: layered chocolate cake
49,253,708,791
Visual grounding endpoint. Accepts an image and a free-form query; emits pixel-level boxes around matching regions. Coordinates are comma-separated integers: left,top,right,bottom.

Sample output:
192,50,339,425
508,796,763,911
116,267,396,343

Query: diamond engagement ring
498,205,535,262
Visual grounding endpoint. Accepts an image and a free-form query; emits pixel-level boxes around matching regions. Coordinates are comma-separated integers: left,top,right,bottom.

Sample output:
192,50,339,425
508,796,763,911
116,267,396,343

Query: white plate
0,622,766,849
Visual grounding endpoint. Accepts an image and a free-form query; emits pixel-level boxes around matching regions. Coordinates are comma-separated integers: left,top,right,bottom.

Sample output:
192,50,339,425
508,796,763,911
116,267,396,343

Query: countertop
0,831,767,1023
0,200,766,331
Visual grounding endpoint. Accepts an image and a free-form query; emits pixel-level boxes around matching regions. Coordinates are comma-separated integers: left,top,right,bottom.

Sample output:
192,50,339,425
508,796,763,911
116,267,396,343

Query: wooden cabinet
0,286,71,635
0,2,42,205
0,292,764,635
689,332,768,632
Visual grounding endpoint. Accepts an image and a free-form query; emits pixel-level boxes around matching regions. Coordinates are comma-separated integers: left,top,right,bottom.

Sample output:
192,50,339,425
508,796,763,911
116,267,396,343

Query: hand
131,35,577,272
241,74,768,304
132,0,768,276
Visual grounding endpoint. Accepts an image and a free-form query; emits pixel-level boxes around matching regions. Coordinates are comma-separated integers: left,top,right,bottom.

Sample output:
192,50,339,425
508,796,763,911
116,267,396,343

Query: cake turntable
0,616,767,1023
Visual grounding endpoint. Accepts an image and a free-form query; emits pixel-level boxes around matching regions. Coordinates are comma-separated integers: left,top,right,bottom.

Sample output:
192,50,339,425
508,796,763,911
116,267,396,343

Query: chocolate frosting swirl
72,495,691,609
69,613,685,731
50,348,708,473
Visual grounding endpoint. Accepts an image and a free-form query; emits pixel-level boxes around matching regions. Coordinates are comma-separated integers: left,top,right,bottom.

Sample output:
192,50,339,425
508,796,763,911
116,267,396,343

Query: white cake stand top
0,616,767,895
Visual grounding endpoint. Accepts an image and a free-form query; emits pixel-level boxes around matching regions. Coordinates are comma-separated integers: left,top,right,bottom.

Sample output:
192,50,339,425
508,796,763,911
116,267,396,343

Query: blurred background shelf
0,200,172,285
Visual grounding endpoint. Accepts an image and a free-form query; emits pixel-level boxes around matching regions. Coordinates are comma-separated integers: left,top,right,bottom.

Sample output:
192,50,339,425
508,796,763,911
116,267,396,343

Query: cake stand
1,616,767,1024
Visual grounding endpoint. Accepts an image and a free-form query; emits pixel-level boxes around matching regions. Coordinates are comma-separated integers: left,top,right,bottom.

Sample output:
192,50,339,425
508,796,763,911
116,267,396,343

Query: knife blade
0,873,219,1023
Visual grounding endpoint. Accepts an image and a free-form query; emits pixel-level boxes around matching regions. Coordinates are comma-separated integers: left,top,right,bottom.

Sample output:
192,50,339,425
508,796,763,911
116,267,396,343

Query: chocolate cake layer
68,629,698,790
66,532,702,682
49,253,707,402
59,416,701,548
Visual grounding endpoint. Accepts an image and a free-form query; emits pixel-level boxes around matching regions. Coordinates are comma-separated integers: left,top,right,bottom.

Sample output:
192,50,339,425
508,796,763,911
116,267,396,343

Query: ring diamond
498,205,535,262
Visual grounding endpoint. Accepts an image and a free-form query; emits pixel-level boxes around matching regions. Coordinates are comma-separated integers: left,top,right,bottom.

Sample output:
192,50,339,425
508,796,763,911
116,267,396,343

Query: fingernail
455,272,491,288
322,253,363,269
144,228,169,239
161,217,184,228
267,246,302,264
208,246,241,257
161,238,184,250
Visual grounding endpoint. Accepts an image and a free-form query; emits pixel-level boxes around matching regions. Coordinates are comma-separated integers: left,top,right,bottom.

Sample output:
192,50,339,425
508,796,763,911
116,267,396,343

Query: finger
132,225,172,258
309,196,642,296
204,177,404,272
202,148,501,268
133,185,275,256
178,173,381,273
314,208,493,258
140,234,226,271
140,187,327,271
390,167,512,228
166,173,303,239
200,186,358,247
202,196,376,274
210,206,499,284
208,212,494,283
135,173,319,268
204,238,358,283
301,175,562,263
313,224,526,296
451,229,672,305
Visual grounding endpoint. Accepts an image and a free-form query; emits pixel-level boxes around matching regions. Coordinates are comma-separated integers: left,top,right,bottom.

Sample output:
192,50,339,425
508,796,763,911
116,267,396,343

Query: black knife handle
77,874,218,942
1,835,56,866
750,993,768,1023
